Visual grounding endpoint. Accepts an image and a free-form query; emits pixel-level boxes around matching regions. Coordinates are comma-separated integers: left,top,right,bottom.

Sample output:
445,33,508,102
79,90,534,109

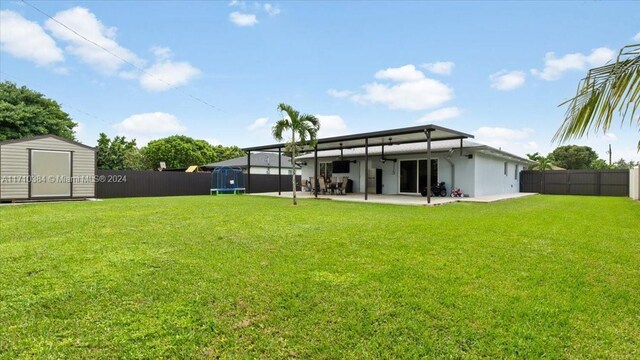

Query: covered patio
242,124,473,204
252,191,537,206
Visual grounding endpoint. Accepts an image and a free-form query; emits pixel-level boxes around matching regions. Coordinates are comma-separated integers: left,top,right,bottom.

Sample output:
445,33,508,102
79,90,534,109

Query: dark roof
202,153,299,169
0,134,96,151
242,124,473,153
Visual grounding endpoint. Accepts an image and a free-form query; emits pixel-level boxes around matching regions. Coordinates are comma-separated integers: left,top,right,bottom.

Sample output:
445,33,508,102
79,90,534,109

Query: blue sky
1,1,639,161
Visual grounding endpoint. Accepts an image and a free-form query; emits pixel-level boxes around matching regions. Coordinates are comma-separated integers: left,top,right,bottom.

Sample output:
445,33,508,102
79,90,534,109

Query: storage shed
0,135,96,202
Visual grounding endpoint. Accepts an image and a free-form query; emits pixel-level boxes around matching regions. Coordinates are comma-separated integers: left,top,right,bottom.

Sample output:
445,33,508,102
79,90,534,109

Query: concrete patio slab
251,191,537,206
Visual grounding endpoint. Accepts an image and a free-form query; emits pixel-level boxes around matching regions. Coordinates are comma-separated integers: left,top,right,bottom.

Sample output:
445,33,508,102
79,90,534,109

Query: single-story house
202,153,299,175
297,138,533,197
243,125,535,202
0,135,96,202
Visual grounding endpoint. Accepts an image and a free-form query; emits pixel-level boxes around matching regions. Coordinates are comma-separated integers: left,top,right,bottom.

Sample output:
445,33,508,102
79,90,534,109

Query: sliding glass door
399,159,438,194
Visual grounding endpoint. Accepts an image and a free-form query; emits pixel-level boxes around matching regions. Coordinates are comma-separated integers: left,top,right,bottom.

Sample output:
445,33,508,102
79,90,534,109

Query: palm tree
535,156,554,171
526,152,553,170
272,103,320,205
555,44,640,151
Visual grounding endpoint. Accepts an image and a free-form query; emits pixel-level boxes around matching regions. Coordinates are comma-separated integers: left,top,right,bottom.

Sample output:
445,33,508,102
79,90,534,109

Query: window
515,165,519,180
504,162,508,176
319,162,333,179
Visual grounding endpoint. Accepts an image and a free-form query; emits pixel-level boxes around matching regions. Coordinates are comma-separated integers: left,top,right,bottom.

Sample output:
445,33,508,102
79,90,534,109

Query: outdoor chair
318,177,328,194
337,177,349,195
301,179,308,192
309,177,316,193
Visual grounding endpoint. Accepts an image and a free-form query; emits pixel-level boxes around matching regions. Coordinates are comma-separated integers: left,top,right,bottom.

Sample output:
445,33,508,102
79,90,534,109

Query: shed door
30,150,71,198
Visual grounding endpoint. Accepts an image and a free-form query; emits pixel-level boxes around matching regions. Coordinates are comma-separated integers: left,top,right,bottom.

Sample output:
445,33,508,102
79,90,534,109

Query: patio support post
278,148,282,195
460,138,463,156
314,145,318,198
364,138,369,201
247,151,251,194
426,129,432,204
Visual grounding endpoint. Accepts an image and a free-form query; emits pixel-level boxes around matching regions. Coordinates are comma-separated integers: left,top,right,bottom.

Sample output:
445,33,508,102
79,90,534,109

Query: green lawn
0,195,639,358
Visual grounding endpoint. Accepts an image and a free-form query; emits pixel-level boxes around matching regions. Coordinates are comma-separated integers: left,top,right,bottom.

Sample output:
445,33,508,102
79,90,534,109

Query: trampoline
211,166,246,195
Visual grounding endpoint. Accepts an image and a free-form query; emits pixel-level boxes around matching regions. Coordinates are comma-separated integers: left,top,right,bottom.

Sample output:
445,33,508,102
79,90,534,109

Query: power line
20,0,221,112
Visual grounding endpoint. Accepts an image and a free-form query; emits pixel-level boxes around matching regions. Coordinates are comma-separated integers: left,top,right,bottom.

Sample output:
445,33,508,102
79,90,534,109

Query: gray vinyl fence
520,170,629,196
96,170,300,198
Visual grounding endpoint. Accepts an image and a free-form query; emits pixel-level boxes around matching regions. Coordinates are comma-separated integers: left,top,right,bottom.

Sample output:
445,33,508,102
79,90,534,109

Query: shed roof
0,134,96,151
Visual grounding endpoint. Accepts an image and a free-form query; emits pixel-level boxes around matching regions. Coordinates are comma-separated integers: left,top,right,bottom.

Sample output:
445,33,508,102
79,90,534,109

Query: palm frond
555,44,640,151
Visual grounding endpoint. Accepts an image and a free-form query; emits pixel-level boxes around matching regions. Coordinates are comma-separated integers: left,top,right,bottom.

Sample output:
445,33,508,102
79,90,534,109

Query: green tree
97,133,144,170
0,81,77,141
548,145,599,169
215,145,246,162
526,152,554,170
611,158,638,169
589,158,609,169
272,103,320,205
555,44,640,151
143,135,220,169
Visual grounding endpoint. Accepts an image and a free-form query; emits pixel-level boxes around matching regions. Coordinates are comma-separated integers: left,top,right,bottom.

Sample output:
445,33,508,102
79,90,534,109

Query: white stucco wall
473,153,521,196
300,150,528,197
302,152,476,195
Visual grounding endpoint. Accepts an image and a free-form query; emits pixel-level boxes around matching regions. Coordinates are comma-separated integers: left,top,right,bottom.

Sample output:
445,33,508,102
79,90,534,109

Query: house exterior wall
0,137,96,200
473,153,521,196
301,152,478,195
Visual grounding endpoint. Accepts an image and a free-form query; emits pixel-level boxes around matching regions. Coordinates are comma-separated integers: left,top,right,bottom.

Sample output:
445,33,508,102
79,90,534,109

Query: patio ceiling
242,124,474,153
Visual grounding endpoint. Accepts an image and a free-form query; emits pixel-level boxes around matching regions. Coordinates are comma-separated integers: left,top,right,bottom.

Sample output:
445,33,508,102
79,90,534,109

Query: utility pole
607,144,612,166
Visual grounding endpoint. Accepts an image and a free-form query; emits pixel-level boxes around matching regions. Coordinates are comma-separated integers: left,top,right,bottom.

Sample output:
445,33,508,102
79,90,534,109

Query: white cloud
316,115,348,138
476,127,534,140
264,4,281,16
599,132,618,142
474,126,536,155
114,112,186,137
489,70,526,91
44,7,144,74
421,61,455,75
531,47,615,81
634,32,640,41
205,138,222,146
352,78,453,111
327,89,353,98
331,64,454,111
53,67,70,75
229,12,258,27
139,60,201,92
375,64,425,82
417,107,462,123
0,10,64,66
151,46,172,61
247,117,269,131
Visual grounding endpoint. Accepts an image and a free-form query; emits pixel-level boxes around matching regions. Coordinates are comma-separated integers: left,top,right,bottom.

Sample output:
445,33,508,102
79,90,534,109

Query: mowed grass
0,195,639,359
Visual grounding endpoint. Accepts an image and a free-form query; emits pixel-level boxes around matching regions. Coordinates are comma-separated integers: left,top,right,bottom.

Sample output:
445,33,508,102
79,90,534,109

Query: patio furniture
310,177,316,193
337,177,349,195
301,179,308,192
318,177,328,194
